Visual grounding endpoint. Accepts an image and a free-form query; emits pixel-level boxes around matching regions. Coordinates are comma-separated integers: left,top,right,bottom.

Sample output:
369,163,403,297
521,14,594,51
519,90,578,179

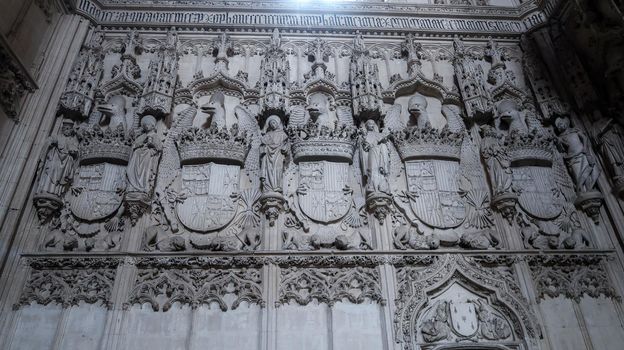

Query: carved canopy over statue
29,29,612,257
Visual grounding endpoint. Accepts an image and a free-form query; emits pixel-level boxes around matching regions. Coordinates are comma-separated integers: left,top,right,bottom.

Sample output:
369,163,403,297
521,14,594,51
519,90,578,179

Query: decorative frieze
126,267,264,311
16,263,117,309
528,255,619,302
277,266,384,306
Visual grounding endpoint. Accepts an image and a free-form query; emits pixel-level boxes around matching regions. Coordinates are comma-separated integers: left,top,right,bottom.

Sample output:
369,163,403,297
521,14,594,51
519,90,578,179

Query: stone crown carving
77,125,132,165
507,131,553,165
288,121,357,163
176,126,250,166
391,125,463,161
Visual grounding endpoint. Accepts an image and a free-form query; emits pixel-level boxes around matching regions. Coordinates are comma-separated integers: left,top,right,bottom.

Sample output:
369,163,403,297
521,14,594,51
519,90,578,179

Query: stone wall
2,1,624,349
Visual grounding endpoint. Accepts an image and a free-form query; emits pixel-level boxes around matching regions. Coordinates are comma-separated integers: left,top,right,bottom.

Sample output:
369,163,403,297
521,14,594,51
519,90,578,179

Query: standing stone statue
480,125,512,196
555,117,599,193
36,120,78,198
127,115,162,195
593,116,624,191
260,115,288,193
359,119,390,195
270,28,281,50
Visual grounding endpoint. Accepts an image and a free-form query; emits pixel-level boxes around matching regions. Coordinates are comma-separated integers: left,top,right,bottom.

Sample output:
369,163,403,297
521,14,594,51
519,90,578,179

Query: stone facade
2,0,624,349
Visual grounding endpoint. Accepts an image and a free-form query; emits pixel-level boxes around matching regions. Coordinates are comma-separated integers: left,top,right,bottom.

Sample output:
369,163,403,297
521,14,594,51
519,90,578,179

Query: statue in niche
306,94,333,128
35,120,78,198
480,125,512,196
270,28,281,49
126,115,162,196
97,95,127,132
421,301,451,342
353,31,366,53
359,119,390,195
555,117,599,193
407,93,431,128
260,115,288,193
592,116,624,188
199,92,227,128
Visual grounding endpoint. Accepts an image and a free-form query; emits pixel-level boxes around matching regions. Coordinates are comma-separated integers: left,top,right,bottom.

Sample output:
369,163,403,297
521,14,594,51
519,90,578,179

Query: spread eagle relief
31,29,600,257
10,3,624,350
283,91,372,251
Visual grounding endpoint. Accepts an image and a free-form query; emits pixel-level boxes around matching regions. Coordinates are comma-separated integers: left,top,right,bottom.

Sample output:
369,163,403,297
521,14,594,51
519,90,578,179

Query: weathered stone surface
2,1,624,350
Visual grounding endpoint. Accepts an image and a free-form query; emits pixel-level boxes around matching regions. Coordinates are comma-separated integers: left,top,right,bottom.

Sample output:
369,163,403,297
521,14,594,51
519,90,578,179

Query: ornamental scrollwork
277,266,385,307
126,267,264,311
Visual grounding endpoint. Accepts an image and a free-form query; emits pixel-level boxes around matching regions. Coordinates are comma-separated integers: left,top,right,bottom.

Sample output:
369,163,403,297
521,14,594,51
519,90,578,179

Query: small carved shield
176,163,239,232
449,301,478,338
69,163,126,221
512,165,562,220
298,161,351,223
405,160,466,228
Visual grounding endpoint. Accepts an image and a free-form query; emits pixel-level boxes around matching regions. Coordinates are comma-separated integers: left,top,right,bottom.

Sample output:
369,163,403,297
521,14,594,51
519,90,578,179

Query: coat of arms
176,163,240,232
449,301,478,338
69,163,126,221
297,161,351,223
405,160,466,228
512,165,562,220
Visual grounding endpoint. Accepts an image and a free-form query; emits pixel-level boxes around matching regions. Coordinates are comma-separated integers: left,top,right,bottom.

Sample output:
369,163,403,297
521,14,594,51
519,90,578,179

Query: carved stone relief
277,266,384,307
15,258,118,309
528,255,619,302
31,31,610,256
127,266,264,311
394,255,540,350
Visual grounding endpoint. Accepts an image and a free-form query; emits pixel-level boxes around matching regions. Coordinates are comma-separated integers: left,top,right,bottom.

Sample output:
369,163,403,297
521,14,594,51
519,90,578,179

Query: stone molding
71,0,565,35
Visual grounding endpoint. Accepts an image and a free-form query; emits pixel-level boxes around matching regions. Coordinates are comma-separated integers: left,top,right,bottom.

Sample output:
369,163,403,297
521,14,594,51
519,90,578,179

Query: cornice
21,249,617,260
68,0,565,37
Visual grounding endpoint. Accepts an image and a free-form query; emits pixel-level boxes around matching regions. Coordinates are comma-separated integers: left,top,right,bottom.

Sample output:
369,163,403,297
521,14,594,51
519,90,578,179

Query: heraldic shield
512,165,562,220
69,163,126,221
176,163,240,232
449,301,478,338
405,160,466,229
298,161,351,223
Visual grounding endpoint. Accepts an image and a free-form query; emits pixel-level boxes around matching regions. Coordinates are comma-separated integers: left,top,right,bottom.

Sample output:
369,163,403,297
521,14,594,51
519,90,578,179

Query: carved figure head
365,119,378,132
434,301,448,321
97,95,126,119
554,116,571,133
34,197,61,223
200,92,226,117
141,115,157,132
496,99,520,124
408,93,428,117
307,94,329,119
265,115,283,132
61,120,75,137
